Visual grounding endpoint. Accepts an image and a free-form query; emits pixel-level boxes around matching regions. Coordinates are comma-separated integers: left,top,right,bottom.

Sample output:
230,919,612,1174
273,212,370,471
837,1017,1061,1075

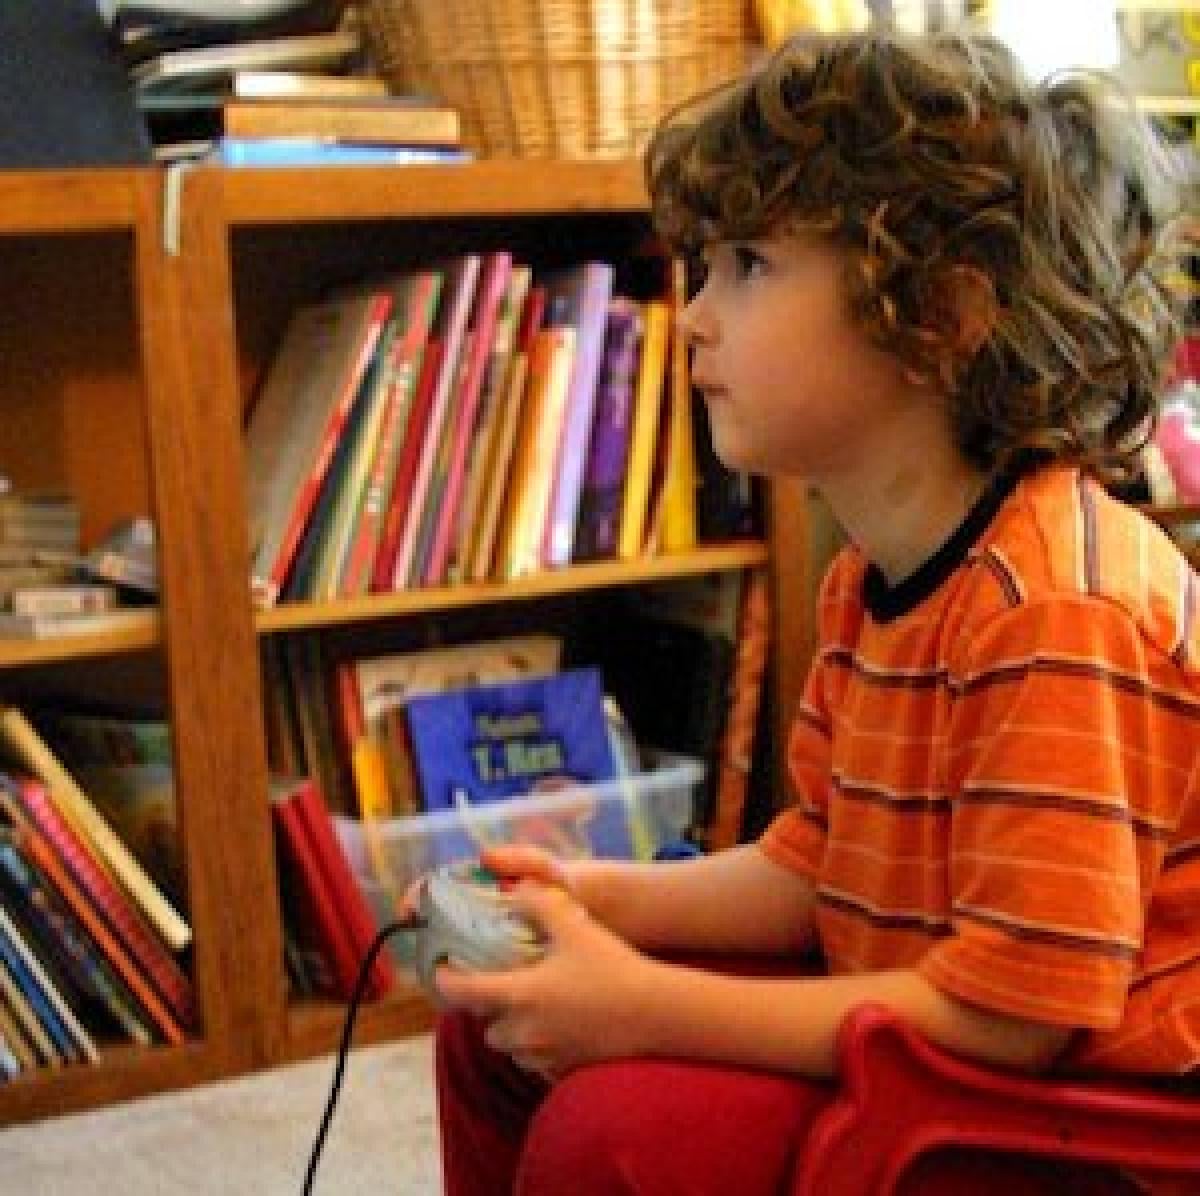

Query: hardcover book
403,667,627,860
572,298,642,562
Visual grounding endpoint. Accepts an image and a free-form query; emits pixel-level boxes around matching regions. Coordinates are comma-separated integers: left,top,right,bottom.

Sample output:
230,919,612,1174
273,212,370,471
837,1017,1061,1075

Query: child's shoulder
968,464,1193,663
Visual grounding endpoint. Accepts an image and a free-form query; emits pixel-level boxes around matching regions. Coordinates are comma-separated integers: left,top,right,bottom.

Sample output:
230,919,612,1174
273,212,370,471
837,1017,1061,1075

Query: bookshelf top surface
0,168,149,234
210,158,650,225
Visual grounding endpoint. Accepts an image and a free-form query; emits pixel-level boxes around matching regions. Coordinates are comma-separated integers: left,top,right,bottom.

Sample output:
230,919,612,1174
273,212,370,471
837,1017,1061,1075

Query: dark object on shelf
0,1,151,167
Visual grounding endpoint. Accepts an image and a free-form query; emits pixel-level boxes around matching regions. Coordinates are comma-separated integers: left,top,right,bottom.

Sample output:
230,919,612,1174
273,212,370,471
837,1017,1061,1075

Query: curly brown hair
646,29,1189,479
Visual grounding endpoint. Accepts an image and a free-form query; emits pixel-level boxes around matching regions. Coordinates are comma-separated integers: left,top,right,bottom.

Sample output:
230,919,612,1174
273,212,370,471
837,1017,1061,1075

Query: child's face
682,234,922,484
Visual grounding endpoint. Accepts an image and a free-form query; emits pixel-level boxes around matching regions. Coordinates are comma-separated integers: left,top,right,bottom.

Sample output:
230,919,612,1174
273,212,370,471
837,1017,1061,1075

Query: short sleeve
919,596,1147,1029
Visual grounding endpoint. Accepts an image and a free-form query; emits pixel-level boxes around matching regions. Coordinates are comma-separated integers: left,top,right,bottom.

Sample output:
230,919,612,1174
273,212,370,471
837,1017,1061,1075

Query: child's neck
826,453,990,588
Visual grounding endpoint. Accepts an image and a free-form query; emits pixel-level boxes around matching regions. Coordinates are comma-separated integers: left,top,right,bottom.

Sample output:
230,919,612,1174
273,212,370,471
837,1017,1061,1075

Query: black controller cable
301,917,419,1195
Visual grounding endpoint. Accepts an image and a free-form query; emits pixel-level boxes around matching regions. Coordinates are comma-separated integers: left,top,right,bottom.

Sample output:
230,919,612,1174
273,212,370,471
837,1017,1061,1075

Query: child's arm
438,883,1074,1081
483,841,818,956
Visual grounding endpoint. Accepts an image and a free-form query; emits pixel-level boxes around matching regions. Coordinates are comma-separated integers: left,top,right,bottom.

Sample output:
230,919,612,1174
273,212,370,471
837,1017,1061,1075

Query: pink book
389,255,481,590
422,251,513,585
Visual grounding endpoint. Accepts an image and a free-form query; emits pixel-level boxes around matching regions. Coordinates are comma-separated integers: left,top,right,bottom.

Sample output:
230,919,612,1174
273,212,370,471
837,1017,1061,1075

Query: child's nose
677,292,715,346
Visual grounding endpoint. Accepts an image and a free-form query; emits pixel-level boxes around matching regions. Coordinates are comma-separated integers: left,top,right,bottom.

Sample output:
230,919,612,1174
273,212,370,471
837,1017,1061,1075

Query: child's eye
731,244,769,280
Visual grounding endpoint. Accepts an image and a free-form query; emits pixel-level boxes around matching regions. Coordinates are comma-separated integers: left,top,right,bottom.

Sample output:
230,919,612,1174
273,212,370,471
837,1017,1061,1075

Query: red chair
794,1003,1200,1195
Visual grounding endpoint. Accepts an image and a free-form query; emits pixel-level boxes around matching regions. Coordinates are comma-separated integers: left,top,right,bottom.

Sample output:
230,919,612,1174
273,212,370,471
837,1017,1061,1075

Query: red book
271,779,392,1001
338,271,443,597
369,337,445,592
14,777,197,1032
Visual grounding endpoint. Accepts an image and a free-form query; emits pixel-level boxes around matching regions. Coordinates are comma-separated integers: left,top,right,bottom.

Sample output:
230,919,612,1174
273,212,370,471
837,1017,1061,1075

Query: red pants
436,1007,1138,1195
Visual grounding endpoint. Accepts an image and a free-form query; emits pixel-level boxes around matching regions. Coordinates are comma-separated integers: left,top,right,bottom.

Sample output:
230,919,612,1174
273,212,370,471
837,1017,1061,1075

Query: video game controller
412,863,544,997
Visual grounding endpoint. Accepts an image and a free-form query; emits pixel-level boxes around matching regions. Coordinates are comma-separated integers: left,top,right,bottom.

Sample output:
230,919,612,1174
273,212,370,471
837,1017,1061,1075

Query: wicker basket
361,0,751,159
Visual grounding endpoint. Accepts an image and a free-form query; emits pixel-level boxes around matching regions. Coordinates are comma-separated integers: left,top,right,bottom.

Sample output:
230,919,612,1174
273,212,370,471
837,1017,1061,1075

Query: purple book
572,299,642,562
539,261,616,568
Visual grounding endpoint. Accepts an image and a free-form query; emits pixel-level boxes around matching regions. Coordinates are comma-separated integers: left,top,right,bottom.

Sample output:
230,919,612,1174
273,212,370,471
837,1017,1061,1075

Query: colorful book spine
617,300,671,560
497,324,576,579
0,834,154,1047
389,255,481,590
14,777,195,1030
540,262,616,568
661,260,698,552
572,299,642,562
0,903,93,1064
0,950,59,1068
422,251,514,586
448,265,532,583
0,707,191,954
369,337,445,592
339,270,443,597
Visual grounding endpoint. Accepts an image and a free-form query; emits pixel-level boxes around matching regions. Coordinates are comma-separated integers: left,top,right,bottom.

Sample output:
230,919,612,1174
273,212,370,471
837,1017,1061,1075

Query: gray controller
412,863,544,996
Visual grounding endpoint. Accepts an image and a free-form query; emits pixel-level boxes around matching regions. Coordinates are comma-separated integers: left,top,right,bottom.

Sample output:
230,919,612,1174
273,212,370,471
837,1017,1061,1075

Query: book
0,707,191,953
421,251,513,586
269,778,392,1001
81,516,158,595
11,777,196,1032
212,138,469,168
387,255,481,589
131,31,363,95
0,830,154,1047
572,299,643,562
222,99,461,146
447,265,533,583
9,583,118,618
0,948,60,1068
244,287,392,607
661,260,698,552
0,903,94,1064
617,300,671,560
338,269,443,597
404,667,626,859
0,608,153,641
540,263,616,568
496,325,576,579
369,336,445,592
468,283,547,582
232,71,390,100
0,992,35,1073
3,800,184,1046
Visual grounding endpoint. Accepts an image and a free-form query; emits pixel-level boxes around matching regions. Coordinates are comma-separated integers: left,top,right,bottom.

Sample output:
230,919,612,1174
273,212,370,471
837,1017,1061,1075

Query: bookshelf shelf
282,987,434,1065
0,613,162,670
256,542,770,634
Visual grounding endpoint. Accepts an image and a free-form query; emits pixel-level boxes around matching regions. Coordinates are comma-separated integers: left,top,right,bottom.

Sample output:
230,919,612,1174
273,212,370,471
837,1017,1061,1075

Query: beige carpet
1,1035,441,1194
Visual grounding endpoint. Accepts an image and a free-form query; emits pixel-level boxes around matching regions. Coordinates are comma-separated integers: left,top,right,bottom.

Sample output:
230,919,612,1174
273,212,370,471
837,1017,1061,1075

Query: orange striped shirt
761,463,1200,1077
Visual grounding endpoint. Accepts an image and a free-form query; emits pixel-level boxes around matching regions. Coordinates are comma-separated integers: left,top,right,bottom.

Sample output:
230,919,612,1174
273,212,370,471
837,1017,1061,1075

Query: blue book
213,137,472,168
0,903,79,1063
403,667,628,860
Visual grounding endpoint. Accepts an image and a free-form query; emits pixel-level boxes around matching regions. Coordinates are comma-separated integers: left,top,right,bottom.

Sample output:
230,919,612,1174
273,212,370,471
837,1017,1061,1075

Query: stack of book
243,251,755,608
0,504,159,642
103,0,465,164
0,707,195,1075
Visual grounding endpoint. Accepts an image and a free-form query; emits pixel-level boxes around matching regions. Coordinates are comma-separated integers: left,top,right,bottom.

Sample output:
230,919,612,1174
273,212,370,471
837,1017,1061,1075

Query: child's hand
434,880,653,1081
478,843,574,895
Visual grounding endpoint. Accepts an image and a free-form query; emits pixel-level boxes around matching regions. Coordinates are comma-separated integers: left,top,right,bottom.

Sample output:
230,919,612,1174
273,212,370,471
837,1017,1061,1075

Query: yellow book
0,706,192,952
349,736,396,889
661,263,698,553
617,300,671,560
495,325,576,579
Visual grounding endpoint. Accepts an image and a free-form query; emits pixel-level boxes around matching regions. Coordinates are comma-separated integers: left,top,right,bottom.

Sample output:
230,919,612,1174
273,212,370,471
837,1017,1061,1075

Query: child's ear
925,265,997,357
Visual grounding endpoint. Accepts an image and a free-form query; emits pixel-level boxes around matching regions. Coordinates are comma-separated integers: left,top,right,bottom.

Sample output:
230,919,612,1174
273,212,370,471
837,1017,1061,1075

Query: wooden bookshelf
0,161,813,1125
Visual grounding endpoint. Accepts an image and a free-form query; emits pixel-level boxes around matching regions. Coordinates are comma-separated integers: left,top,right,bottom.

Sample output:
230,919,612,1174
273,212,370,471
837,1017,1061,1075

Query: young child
432,28,1200,1196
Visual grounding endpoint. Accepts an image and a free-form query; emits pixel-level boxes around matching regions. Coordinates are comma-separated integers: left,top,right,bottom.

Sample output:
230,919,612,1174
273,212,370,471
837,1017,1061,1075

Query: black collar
862,455,1034,623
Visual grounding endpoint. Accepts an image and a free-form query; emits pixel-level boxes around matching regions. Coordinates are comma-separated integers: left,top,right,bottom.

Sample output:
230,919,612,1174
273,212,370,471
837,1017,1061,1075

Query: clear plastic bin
333,753,703,964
